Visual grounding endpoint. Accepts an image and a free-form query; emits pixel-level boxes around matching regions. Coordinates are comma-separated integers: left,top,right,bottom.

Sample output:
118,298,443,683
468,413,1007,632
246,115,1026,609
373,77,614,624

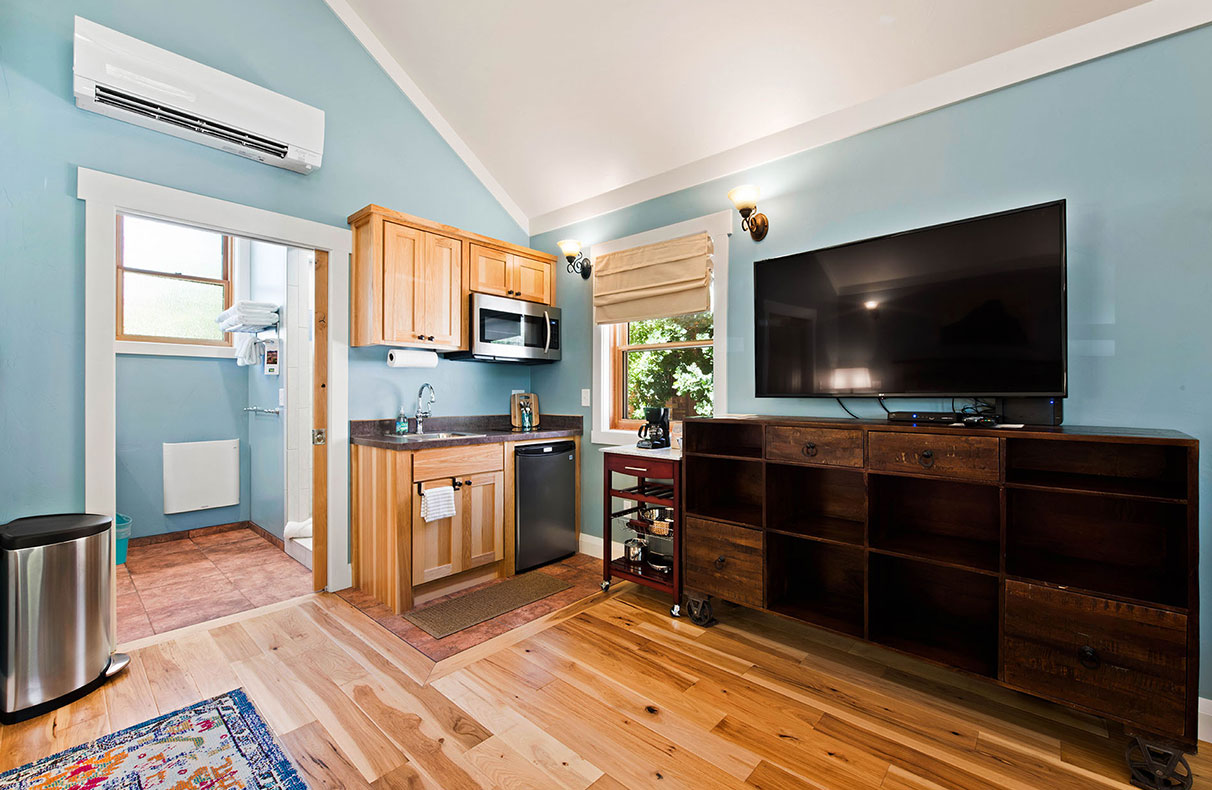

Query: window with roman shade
592,232,714,325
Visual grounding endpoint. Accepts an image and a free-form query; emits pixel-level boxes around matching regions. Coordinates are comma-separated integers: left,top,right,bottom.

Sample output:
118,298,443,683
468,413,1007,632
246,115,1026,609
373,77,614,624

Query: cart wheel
600,581,611,592
687,597,716,627
1125,736,1192,789
669,604,681,618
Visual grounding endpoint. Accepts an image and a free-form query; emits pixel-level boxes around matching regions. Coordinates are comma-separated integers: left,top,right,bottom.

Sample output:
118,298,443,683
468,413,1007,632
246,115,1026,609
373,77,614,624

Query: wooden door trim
312,250,328,592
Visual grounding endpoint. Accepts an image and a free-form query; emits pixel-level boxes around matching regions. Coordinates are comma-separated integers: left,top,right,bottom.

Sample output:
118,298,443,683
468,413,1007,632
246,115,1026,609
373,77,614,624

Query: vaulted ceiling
329,0,1202,232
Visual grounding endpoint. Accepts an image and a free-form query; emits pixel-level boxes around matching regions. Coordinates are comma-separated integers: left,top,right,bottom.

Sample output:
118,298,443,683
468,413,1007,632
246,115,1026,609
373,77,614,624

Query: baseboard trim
1198,697,1212,745
127,521,247,547
579,533,624,560
247,521,284,550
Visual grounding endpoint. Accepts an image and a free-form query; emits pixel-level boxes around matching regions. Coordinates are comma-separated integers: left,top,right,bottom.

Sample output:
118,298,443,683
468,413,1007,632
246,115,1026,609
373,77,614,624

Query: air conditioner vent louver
95,85,289,159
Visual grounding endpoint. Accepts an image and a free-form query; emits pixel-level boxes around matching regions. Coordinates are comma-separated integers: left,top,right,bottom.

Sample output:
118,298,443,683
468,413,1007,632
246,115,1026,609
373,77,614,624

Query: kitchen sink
376,431,484,443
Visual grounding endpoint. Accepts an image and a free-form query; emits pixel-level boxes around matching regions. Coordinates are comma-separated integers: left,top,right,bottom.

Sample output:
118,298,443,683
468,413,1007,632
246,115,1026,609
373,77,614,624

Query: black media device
754,200,1068,403
886,411,960,424
998,396,1064,426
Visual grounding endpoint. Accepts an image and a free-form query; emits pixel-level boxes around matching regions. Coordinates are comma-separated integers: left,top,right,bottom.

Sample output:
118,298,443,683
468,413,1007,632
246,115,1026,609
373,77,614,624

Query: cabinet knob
452,480,463,490
417,334,425,340
427,335,435,341
464,479,472,486
1078,645,1101,669
918,449,935,468
507,290,515,295
714,555,727,569
802,442,818,458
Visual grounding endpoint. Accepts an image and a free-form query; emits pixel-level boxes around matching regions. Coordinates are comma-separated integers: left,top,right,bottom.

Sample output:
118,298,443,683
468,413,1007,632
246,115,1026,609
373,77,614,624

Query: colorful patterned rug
0,689,306,790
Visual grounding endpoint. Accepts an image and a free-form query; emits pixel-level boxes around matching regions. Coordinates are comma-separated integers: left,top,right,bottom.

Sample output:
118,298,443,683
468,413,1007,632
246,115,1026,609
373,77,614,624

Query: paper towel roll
387,348,439,368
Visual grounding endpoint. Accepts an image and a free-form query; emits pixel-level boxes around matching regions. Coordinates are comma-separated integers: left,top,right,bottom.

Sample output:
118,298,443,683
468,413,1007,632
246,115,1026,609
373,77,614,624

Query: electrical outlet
581,388,591,407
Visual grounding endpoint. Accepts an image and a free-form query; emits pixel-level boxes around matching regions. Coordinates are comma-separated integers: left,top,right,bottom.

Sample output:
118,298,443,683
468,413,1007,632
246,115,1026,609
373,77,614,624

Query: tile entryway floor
117,528,313,643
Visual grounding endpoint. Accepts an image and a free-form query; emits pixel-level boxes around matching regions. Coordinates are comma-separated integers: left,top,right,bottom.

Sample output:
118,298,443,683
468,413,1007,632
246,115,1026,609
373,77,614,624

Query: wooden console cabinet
682,416,1199,749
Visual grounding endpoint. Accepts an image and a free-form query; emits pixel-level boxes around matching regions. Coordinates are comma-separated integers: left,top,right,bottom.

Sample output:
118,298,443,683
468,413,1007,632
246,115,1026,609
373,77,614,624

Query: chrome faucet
415,382,436,434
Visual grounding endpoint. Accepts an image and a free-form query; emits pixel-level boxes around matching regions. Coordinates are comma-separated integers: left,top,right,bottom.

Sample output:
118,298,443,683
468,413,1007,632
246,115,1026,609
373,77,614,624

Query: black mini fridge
514,441,578,572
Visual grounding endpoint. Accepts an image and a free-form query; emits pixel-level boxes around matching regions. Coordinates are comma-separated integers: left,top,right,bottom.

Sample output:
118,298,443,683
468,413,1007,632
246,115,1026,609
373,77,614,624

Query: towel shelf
243,407,281,415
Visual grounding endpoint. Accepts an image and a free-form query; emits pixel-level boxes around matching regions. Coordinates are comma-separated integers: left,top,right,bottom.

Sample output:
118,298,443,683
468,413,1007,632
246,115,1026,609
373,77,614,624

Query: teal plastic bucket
115,513,132,565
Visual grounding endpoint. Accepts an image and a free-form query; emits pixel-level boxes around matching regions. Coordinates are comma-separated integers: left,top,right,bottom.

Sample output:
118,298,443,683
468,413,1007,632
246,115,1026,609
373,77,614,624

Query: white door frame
78,167,353,591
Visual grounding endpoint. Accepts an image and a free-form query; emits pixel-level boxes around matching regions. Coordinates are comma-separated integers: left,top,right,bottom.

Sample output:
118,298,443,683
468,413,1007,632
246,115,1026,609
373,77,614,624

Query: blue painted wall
115,355,250,538
532,28,1212,692
0,0,528,524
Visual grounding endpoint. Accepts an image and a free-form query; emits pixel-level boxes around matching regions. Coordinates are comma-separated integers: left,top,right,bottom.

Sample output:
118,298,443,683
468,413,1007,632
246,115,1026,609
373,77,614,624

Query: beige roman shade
593,232,714,324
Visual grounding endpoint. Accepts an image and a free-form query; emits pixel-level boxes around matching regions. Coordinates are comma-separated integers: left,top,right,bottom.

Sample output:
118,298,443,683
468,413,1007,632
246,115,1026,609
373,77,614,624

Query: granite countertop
600,444,682,461
351,414,582,451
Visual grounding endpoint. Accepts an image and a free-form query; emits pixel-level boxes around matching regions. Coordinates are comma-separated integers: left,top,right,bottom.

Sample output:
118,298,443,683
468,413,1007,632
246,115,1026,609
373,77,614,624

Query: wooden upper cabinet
469,244,511,298
350,205,555,348
510,255,552,304
418,233,462,347
381,221,422,344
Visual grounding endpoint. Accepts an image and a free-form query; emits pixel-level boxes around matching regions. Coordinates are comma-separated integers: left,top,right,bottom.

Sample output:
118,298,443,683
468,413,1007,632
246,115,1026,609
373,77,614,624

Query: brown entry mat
403,572,573,639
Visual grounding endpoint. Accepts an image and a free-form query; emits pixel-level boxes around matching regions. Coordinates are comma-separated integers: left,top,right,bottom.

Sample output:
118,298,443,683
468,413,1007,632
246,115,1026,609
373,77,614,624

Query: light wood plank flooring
1,585,1207,789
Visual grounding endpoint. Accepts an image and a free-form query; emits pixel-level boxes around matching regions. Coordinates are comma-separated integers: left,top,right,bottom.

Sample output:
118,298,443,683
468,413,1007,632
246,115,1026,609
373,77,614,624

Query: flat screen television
754,200,1067,398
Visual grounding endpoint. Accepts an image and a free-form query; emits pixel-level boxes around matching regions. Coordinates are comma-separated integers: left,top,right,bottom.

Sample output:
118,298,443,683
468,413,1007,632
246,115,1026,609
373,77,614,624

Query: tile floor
337,552,603,661
117,528,314,643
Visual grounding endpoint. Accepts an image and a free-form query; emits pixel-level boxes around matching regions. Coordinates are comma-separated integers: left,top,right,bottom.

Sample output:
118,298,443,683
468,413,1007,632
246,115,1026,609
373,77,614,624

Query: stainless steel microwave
446,293,561,364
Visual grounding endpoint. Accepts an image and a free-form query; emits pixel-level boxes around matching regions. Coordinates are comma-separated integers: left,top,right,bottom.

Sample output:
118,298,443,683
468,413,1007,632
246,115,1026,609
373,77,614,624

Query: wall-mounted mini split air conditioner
72,17,324,174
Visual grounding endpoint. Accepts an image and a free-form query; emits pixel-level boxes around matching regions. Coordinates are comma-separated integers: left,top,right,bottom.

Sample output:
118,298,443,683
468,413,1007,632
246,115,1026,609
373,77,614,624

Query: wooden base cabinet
682,416,1199,759
412,471,504,586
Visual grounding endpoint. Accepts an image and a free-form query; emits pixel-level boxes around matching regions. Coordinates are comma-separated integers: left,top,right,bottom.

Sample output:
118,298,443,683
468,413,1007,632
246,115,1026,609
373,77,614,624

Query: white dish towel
420,486,457,522
234,334,261,366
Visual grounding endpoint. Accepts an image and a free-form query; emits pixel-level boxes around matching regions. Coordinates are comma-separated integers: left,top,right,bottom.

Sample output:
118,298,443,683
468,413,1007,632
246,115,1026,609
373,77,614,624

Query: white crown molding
322,0,530,234
528,0,1212,235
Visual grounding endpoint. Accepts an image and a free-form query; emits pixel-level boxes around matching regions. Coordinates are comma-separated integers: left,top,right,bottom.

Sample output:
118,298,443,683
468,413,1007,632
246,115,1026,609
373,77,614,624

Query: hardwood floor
2,584,1207,788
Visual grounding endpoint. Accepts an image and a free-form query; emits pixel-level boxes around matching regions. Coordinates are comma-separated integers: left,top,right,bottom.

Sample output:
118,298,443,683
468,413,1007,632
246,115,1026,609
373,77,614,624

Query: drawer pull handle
802,442,818,458
1078,645,1100,669
714,555,727,569
624,466,648,473
918,449,935,468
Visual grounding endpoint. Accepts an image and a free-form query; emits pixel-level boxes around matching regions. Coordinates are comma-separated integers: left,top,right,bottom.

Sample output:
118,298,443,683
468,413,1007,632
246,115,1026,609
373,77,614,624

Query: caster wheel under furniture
686,596,716,627
600,581,611,592
1125,736,1192,789
669,604,681,618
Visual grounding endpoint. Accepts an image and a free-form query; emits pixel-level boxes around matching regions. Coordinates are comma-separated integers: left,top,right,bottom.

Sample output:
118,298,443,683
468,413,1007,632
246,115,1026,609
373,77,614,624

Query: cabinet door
460,471,504,571
510,255,552,304
469,243,511,297
412,479,462,585
382,221,423,343
416,233,462,348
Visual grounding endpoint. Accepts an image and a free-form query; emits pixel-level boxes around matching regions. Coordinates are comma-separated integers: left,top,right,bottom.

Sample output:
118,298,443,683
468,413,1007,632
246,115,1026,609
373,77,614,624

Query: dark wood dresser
681,416,1199,752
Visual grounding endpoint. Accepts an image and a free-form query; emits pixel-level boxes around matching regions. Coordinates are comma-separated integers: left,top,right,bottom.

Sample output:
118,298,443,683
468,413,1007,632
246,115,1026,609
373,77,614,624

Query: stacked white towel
420,486,457,522
217,301,279,332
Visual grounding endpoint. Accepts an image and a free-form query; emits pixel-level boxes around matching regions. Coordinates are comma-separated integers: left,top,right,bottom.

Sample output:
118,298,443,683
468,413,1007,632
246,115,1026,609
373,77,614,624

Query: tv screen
754,201,1066,398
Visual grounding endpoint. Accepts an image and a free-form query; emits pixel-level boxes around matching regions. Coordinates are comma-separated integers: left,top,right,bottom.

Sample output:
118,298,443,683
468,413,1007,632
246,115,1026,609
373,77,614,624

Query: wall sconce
557,239,592,279
728,184,769,241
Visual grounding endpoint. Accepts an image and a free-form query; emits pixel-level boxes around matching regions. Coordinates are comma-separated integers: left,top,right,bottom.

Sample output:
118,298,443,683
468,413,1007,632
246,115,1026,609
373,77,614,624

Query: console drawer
1003,580,1188,737
766,426,863,468
868,432,999,481
604,452,676,481
684,517,764,608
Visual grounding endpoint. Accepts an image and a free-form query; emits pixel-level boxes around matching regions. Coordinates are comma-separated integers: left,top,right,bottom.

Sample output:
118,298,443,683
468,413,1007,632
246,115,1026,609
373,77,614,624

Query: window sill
591,428,640,446
115,340,235,359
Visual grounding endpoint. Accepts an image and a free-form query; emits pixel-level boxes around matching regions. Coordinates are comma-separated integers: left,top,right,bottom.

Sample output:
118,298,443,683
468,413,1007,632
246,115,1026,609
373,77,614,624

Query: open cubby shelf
766,463,865,546
767,534,864,638
1005,438,1189,502
1006,487,1188,608
684,421,764,459
868,554,999,677
869,474,1000,573
684,455,763,528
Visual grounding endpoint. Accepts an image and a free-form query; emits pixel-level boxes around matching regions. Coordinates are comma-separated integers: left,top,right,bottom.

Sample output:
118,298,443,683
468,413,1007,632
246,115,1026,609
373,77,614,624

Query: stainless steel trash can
1,514,129,723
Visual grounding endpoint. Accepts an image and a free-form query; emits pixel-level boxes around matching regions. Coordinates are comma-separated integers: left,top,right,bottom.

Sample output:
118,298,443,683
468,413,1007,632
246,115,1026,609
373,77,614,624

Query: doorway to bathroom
112,221,321,642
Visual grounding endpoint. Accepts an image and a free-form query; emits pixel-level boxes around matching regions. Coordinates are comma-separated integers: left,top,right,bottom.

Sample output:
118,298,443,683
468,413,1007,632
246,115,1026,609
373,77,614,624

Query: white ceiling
333,0,1201,232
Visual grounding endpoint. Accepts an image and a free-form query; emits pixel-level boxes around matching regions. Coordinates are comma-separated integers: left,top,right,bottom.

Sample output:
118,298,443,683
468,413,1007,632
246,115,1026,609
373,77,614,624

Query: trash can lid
0,514,113,550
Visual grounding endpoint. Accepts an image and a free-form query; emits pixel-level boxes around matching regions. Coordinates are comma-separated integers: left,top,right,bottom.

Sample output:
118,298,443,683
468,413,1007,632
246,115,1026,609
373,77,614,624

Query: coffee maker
637,406,671,449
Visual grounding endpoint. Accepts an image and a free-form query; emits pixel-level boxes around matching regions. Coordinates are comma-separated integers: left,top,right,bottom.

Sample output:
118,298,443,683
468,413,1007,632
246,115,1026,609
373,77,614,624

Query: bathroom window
116,214,232,345
610,309,714,430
